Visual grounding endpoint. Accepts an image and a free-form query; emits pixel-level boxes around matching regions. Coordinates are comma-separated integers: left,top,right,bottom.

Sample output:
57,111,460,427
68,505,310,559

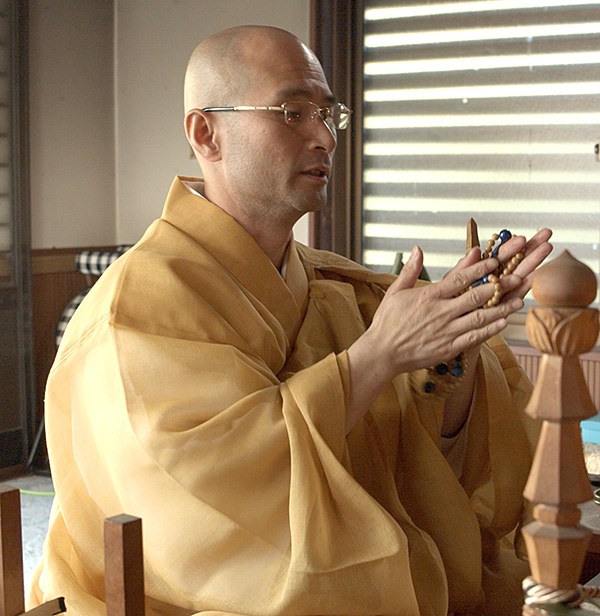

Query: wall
28,0,311,250
28,0,116,249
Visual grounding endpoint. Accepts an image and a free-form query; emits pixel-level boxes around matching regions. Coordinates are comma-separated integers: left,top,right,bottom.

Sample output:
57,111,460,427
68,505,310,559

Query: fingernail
411,245,419,259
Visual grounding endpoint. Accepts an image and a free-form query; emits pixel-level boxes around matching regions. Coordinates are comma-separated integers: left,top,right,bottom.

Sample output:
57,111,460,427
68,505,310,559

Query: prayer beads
474,229,524,308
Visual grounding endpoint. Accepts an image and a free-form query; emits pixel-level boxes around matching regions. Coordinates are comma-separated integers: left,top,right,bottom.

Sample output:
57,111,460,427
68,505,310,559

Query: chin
301,192,328,213
285,188,328,219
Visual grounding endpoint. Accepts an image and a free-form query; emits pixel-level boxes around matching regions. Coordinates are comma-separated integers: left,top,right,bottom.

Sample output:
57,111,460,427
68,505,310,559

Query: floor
0,472,54,590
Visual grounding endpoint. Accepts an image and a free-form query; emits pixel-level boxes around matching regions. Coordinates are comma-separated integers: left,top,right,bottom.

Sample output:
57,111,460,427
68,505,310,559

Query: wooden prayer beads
474,228,525,308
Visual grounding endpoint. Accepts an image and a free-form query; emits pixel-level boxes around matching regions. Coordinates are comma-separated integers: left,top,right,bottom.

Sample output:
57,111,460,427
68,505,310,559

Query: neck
202,184,296,270
247,222,293,271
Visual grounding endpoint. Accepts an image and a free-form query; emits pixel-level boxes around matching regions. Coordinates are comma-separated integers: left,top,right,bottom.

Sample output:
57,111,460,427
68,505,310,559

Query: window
312,0,600,305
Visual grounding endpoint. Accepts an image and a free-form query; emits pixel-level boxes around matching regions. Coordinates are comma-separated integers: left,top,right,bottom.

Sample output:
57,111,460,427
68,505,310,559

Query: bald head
183,26,337,265
184,26,320,112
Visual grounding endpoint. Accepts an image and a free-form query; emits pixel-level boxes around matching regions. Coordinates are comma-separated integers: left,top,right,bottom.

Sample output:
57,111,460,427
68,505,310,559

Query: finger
502,268,544,301
525,228,553,251
492,230,552,296
497,240,552,301
477,274,525,307
439,256,500,298
517,229,553,265
451,316,508,355
448,247,484,273
496,229,552,266
448,295,524,354
456,295,524,334
444,272,520,320
502,274,534,302
442,247,485,283
495,235,526,263
495,229,552,267
388,245,423,292
512,240,553,280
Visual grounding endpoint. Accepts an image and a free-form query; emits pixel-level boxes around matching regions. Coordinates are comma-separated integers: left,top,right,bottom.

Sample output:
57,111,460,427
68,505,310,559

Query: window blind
362,0,600,297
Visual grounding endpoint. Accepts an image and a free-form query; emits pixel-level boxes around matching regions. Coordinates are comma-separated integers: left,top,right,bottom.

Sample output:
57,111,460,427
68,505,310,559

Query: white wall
29,0,116,249
28,0,311,250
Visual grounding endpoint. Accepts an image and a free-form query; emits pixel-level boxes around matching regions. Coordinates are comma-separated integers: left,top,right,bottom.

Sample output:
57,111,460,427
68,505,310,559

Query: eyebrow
275,88,337,104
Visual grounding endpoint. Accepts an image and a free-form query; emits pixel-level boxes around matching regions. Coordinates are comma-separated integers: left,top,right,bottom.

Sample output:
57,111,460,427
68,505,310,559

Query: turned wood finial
532,250,597,308
522,250,599,598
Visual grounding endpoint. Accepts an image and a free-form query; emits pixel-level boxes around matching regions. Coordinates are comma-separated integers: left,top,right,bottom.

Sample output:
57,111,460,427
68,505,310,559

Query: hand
347,245,520,388
491,228,553,302
372,245,525,374
345,246,523,432
345,234,552,434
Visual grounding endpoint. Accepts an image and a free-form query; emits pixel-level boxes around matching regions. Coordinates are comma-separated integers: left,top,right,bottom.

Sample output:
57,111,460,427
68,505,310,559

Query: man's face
216,45,338,228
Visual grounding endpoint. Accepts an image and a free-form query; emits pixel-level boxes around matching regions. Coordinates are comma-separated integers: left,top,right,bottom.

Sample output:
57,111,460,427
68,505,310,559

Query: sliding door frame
309,0,364,261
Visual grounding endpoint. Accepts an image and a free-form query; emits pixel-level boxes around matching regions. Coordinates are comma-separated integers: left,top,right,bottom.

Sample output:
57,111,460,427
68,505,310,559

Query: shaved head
183,25,337,266
184,26,319,112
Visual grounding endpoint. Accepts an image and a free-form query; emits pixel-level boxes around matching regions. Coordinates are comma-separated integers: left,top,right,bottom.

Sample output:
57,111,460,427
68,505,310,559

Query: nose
307,114,337,153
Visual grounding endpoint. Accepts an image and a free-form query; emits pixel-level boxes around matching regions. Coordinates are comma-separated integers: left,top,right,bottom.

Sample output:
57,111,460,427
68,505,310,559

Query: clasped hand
345,228,552,434
364,228,552,382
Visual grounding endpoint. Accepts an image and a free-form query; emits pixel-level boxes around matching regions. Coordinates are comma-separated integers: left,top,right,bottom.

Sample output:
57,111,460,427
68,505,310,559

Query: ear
184,109,222,162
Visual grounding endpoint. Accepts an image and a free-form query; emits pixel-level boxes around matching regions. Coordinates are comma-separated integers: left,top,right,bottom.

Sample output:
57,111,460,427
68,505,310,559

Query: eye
283,103,304,123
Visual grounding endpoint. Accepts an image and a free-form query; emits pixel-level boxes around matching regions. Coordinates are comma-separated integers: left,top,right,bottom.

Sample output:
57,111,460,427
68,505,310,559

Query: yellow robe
29,176,537,616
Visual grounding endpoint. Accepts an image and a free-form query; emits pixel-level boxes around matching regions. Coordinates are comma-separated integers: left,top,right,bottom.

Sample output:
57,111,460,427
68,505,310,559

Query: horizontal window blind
362,0,600,300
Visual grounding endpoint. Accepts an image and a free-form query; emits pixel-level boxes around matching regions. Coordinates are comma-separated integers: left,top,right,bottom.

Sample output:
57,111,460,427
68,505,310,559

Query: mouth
301,167,330,182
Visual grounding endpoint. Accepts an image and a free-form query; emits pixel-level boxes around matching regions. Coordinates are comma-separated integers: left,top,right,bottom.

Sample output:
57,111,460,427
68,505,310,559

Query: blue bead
450,364,464,377
435,363,449,376
424,381,435,393
482,275,489,283
499,229,511,243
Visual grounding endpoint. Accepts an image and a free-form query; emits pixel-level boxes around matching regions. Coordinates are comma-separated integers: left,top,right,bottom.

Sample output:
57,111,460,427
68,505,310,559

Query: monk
29,25,553,616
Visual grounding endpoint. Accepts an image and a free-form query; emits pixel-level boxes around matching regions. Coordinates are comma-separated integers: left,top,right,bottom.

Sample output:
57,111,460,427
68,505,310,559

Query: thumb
392,245,423,291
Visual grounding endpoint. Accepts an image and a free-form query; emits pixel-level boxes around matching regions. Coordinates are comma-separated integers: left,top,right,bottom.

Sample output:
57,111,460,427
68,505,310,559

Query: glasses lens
332,103,351,130
282,102,306,124
282,101,352,129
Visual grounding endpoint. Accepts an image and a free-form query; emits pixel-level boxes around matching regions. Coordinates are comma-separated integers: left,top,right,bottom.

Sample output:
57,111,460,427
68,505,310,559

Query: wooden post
104,514,145,616
0,486,66,616
522,251,599,609
0,487,24,616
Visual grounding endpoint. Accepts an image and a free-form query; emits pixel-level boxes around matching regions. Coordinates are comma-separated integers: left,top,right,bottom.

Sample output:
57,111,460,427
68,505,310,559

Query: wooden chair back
1,485,145,616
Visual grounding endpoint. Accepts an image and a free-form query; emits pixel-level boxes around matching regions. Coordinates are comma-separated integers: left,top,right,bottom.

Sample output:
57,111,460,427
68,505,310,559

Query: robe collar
161,176,309,344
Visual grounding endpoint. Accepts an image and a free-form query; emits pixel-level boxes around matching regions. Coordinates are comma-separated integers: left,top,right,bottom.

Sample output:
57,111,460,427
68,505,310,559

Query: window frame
309,0,365,261
0,0,35,470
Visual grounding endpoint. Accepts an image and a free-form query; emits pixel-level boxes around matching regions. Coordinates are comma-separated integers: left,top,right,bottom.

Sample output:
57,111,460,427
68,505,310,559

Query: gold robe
29,176,537,616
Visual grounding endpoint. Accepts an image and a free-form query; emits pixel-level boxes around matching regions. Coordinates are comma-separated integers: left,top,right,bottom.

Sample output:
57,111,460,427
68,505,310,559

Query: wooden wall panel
30,248,109,444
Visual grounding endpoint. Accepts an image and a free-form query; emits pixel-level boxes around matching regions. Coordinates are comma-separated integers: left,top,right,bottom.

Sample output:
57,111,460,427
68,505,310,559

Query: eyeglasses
201,101,353,130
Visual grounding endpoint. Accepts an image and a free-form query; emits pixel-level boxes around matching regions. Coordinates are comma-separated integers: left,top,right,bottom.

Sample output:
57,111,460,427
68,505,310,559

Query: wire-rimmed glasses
201,101,353,130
